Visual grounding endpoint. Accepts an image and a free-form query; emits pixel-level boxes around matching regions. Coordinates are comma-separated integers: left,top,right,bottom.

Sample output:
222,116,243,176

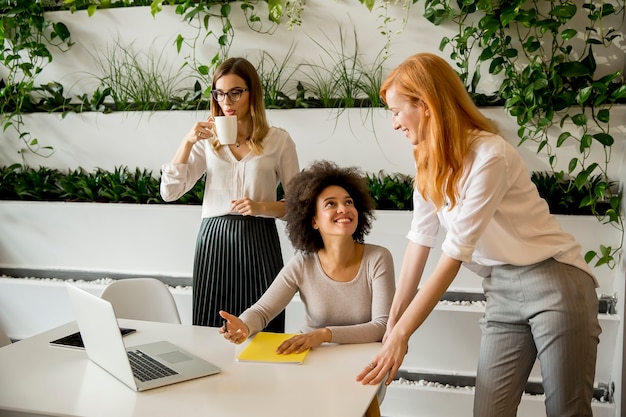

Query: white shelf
381,381,616,417
434,300,619,323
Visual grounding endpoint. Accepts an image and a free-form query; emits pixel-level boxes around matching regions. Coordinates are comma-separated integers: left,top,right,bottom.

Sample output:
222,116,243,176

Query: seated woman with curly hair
219,160,395,417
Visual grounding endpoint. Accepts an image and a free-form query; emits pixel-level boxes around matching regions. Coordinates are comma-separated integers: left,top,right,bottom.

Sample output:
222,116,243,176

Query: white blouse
407,131,596,283
160,127,300,218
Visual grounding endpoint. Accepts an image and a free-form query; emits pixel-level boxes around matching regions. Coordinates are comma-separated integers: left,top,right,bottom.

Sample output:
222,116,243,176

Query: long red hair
380,53,497,209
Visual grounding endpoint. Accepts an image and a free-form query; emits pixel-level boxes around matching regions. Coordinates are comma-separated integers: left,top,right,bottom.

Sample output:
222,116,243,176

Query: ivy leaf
499,8,518,27
267,0,282,23
560,28,577,40
584,250,596,264
359,0,376,12
551,2,577,19
150,1,163,16
610,85,626,101
593,133,614,147
576,86,592,104
571,113,587,126
556,62,591,78
173,34,183,53
580,134,593,151
556,132,571,147
596,108,610,123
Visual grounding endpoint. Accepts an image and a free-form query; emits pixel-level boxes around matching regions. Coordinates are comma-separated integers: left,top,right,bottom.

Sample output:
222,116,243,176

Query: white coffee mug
214,115,238,145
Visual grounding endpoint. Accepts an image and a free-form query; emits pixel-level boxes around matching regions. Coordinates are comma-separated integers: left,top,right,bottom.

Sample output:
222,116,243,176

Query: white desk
0,319,382,417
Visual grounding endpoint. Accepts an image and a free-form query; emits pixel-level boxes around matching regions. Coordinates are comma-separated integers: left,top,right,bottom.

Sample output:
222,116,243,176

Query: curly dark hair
284,160,376,253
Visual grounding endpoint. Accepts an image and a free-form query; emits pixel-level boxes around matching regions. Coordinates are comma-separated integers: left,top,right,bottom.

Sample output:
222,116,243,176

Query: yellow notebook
236,332,311,364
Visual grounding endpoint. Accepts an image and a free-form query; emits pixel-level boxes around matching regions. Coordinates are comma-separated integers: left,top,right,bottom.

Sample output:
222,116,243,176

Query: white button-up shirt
160,127,299,219
407,131,596,282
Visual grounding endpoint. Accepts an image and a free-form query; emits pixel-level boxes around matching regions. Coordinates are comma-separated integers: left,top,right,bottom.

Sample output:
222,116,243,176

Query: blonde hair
380,53,498,209
210,57,269,154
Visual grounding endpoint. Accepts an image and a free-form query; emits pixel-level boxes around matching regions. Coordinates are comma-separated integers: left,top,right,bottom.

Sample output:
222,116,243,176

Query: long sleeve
160,141,208,202
238,244,396,344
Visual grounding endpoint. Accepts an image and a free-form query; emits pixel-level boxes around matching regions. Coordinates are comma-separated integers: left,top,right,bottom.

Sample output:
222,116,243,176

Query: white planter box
0,201,201,279
1,201,618,291
2,107,624,182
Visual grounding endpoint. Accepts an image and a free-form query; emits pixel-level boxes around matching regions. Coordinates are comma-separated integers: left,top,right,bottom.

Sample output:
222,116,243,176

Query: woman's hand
187,118,215,144
276,328,331,354
356,331,409,386
218,310,249,344
231,197,262,216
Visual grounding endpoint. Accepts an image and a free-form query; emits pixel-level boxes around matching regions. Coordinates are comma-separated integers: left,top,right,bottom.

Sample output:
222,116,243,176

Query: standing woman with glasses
161,57,300,331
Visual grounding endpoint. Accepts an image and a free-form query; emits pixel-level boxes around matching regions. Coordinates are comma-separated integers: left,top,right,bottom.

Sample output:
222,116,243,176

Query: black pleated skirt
192,215,285,331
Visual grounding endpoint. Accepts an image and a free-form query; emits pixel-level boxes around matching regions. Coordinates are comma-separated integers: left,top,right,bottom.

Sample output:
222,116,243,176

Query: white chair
100,278,181,324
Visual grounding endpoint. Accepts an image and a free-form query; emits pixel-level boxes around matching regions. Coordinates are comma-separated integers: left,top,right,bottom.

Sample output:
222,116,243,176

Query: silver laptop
65,283,220,391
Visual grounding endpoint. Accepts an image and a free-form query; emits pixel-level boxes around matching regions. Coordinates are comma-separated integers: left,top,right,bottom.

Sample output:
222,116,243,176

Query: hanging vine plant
147,0,415,94
0,0,73,158
417,0,625,268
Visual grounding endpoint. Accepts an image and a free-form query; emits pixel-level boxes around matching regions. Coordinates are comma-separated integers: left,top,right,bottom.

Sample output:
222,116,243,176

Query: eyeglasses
211,88,248,102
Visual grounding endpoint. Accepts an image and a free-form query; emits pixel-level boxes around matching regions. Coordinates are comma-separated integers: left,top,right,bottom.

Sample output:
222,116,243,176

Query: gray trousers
474,258,601,417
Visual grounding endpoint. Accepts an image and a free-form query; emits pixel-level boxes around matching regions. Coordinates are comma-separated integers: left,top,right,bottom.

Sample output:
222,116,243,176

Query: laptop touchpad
159,350,193,364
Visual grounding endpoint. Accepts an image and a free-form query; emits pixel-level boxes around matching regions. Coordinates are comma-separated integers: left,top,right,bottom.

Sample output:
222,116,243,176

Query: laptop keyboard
127,349,178,382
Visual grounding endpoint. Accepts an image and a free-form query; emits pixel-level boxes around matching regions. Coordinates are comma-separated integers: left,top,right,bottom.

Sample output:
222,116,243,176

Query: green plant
299,26,388,110
76,86,113,113
2,1,406,118
0,165,200,204
0,0,73,157
150,0,285,94
418,0,625,268
253,44,301,109
90,39,197,111
93,166,159,203
0,165,419,210
9,165,620,218
149,0,408,73
63,0,154,13
57,167,101,201
531,171,620,216
303,27,363,109
0,162,20,199
6,164,64,201
356,48,387,110
32,81,74,115
367,171,414,210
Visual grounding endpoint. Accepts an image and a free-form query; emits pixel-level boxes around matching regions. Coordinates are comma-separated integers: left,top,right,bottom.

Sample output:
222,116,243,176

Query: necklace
235,138,249,148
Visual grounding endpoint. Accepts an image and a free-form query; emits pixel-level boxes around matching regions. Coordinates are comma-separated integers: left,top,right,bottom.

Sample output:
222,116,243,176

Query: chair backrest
100,278,181,324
